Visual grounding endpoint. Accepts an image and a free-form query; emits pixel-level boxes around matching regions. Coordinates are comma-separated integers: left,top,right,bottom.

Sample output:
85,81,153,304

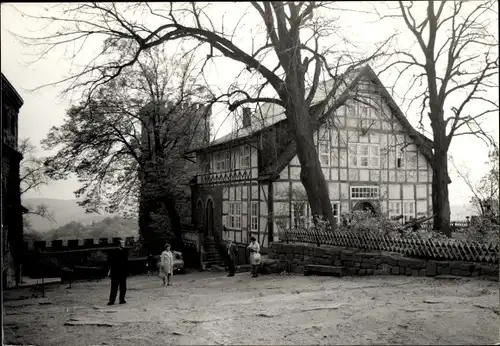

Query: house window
229,203,242,229
200,155,210,173
231,149,239,170
350,186,379,199
292,201,310,229
250,202,258,231
331,201,341,226
396,147,406,169
240,145,251,168
348,143,380,168
215,151,230,172
389,201,415,223
319,142,330,167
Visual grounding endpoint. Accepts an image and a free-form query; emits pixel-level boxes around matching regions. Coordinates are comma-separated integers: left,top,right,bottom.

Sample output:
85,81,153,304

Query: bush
284,211,498,245
87,250,108,268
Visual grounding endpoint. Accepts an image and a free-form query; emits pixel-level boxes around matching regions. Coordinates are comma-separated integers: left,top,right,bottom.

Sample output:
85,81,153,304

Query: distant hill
22,198,124,232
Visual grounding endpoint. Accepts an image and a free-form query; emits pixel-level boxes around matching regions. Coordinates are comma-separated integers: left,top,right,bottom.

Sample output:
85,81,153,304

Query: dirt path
3,272,499,345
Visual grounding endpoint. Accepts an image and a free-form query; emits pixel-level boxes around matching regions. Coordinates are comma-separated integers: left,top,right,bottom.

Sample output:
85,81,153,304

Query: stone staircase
202,236,225,268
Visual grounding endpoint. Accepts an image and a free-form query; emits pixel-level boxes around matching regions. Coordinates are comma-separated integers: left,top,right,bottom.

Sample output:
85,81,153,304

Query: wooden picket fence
280,228,498,264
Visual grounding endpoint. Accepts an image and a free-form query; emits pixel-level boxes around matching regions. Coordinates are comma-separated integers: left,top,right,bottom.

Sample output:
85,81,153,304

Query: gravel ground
3,272,499,345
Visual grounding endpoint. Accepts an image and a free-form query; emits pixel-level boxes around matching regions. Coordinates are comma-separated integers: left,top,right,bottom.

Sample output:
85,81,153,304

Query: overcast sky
1,2,498,218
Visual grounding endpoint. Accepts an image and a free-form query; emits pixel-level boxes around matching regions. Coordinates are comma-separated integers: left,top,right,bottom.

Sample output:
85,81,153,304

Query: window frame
348,143,380,168
350,186,379,200
250,202,258,231
389,200,416,223
228,202,242,229
318,141,330,167
240,145,251,169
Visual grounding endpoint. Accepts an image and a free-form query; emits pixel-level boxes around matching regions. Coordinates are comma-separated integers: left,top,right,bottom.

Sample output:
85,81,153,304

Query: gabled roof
188,65,434,179
1,73,24,108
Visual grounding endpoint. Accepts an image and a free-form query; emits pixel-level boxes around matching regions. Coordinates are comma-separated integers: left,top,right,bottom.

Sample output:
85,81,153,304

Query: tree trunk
431,132,451,237
287,105,336,228
164,197,185,252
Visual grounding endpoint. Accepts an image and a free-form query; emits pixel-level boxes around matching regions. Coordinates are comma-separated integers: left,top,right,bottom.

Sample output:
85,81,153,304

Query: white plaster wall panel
379,184,388,199
347,130,359,143
346,117,358,127
348,169,358,181
339,130,348,148
402,184,414,199
290,166,300,180
416,184,427,199
359,169,370,181
340,168,348,181
407,170,417,182
416,200,427,215
359,134,369,143
389,171,396,182
388,184,400,199
381,169,388,182
406,153,417,169
260,201,267,216
322,168,329,179
340,183,349,199
251,185,259,199
418,153,428,169
370,133,380,143
331,168,339,180
290,155,300,166
331,128,338,146
329,182,340,200
222,201,229,214
370,170,380,182
397,171,405,182
418,171,428,183
280,167,289,180
339,149,347,167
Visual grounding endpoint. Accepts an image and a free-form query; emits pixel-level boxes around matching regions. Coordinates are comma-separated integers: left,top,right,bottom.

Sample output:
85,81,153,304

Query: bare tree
12,2,392,227
452,145,499,218
18,138,54,231
375,0,499,236
41,47,211,253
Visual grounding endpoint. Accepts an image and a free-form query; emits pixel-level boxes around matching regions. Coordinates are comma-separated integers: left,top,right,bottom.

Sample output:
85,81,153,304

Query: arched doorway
196,200,203,227
205,199,214,237
353,200,377,215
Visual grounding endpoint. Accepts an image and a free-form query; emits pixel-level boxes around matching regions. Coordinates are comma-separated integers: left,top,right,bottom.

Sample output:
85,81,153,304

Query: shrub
87,250,108,268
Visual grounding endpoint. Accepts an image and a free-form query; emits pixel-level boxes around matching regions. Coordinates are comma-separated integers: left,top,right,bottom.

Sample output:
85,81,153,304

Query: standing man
107,239,129,305
226,239,238,277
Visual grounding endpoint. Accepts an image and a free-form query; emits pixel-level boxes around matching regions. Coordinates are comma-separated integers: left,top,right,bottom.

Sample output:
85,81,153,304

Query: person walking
226,239,238,277
107,239,129,305
247,236,261,278
159,244,174,286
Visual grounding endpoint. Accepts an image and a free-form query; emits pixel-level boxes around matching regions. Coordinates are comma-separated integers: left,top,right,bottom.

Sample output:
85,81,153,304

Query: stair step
304,265,345,277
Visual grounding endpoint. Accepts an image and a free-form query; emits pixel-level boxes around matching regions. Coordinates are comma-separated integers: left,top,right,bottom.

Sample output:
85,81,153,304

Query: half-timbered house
187,65,434,253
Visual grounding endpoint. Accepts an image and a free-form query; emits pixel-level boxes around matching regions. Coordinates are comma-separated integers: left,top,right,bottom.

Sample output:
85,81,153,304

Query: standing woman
159,244,174,286
247,236,261,278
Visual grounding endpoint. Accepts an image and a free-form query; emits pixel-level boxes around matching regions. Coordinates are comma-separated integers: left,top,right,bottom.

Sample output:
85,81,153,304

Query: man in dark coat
226,239,238,277
107,239,129,305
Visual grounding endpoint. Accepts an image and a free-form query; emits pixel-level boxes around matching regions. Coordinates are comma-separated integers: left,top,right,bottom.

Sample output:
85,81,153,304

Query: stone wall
269,243,499,280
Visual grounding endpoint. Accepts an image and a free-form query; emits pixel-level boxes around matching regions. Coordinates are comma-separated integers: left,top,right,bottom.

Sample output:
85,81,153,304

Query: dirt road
3,272,499,345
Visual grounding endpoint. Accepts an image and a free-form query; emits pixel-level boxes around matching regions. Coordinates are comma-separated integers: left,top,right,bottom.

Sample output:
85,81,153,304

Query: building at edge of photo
185,65,434,254
1,73,28,288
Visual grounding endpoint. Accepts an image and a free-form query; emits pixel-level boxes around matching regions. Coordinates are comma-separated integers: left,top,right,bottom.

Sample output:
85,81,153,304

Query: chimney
242,107,251,128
